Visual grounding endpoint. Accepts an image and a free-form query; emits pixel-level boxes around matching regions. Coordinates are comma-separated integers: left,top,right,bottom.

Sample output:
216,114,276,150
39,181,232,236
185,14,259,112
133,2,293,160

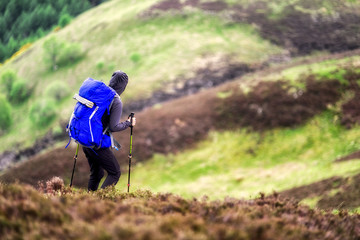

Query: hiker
82,70,136,191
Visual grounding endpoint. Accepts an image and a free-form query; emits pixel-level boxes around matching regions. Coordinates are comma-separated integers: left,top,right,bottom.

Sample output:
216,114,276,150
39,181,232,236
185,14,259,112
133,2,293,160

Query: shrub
29,98,57,126
0,95,12,133
51,124,63,138
9,79,32,104
46,176,65,194
43,37,84,70
43,36,65,71
0,69,17,95
45,81,71,101
130,53,141,63
96,60,105,73
57,42,83,66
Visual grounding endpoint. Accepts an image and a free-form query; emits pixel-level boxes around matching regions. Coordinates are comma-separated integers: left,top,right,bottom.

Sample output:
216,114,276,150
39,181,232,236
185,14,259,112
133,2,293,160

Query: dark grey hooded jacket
102,70,131,132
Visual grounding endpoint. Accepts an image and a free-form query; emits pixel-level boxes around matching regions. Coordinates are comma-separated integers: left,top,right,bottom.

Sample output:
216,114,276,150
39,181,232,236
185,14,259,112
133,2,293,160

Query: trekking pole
70,143,79,187
127,112,135,193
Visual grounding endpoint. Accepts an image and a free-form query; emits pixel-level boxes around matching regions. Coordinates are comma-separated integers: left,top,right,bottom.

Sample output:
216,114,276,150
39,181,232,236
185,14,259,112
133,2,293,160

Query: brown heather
0,182,359,240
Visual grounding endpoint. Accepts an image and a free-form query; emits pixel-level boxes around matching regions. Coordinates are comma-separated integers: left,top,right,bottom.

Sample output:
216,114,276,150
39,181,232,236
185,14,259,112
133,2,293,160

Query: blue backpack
66,77,118,149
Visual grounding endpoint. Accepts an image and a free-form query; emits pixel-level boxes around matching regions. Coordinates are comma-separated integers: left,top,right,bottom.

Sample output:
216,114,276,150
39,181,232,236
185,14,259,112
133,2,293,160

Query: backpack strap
65,111,75,148
107,93,119,114
103,94,122,151
66,112,74,133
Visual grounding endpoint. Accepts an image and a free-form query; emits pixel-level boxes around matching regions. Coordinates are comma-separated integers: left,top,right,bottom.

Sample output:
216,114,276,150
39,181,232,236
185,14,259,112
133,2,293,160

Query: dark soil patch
215,76,342,131
317,173,360,209
232,1,360,55
339,69,360,128
146,0,184,12
144,0,360,55
0,126,68,171
123,61,258,113
142,0,227,17
279,176,345,202
280,173,360,210
335,150,360,163
198,1,227,12
217,66,360,131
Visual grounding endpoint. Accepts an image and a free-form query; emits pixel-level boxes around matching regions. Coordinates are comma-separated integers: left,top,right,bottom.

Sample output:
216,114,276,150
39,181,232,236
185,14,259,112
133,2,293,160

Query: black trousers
83,147,121,191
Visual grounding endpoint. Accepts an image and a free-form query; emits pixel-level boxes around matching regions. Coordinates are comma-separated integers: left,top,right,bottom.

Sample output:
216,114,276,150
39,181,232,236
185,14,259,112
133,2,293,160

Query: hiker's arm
109,98,131,132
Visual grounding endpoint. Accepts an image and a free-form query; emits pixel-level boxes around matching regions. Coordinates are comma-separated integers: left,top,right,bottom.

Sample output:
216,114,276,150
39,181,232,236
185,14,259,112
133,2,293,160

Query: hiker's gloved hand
128,117,136,126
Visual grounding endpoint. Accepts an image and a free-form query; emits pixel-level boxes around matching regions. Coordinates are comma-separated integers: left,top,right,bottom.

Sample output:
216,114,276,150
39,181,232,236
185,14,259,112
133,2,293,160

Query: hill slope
2,0,360,158
2,54,360,211
1,0,360,213
0,0,282,154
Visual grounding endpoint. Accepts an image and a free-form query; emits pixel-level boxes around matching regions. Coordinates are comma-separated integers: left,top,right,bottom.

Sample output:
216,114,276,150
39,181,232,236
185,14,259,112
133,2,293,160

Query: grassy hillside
0,0,282,152
130,114,360,203
3,54,360,213
121,55,360,209
1,182,360,240
2,0,360,155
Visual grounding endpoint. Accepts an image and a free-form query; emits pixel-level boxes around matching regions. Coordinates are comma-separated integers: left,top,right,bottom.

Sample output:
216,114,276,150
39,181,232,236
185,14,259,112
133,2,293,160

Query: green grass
117,112,360,200
0,0,282,152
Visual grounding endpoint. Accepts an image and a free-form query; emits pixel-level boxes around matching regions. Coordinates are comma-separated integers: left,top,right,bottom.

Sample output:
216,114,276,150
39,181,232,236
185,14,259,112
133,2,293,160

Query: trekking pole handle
128,112,135,126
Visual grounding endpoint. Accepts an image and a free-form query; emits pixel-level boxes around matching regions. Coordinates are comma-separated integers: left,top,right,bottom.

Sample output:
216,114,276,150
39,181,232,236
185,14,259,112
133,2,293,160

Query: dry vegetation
1,180,360,240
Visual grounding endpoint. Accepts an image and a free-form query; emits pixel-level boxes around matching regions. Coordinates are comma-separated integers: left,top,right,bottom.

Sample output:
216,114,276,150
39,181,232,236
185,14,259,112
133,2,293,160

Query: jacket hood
108,70,128,96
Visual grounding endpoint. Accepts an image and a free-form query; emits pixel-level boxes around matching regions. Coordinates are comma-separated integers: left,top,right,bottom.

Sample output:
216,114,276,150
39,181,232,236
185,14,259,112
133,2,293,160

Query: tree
0,42,8,61
9,79,32,104
6,37,19,56
58,13,72,27
42,5,57,29
0,0,100,62
0,16,5,42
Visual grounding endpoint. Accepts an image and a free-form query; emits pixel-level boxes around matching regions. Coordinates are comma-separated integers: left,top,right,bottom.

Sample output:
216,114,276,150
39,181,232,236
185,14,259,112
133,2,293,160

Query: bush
45,81,71,101
9,79,32,104
0,70,32,104
43,36,65,71
46,176,65,194
0,95,12,133
43,36,84,70
29,98,57,126
96,60,105,73
57,42,83,67
0,69,16,95
130,53,141,63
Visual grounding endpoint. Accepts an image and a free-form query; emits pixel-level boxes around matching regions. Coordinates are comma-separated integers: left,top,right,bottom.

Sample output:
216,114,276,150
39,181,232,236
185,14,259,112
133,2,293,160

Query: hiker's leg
97,148,121,189
83,147,105,191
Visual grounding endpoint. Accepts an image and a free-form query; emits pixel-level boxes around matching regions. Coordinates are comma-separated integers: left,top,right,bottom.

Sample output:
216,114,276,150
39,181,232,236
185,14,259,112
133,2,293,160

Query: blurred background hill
1,0,360,213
